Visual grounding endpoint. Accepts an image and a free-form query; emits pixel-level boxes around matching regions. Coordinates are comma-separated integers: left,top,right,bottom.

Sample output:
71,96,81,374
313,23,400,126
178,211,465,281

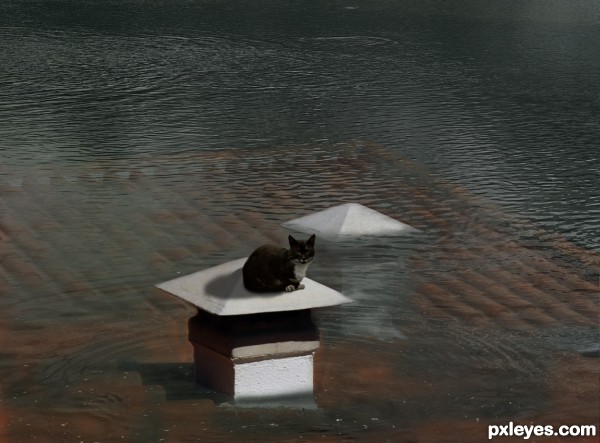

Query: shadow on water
118,359,319,410
580,345,600,358
118,359,228,403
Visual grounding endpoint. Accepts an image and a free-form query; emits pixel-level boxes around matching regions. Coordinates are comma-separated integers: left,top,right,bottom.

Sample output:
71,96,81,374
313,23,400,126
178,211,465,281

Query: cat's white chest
293,262,310,281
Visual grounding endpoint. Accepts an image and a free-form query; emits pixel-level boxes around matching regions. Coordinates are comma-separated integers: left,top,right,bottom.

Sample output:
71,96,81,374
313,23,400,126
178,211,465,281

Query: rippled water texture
1,1,599,442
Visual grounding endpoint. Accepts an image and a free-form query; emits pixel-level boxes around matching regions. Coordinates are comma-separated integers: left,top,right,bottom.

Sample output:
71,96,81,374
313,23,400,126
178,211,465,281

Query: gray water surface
1,1,598,442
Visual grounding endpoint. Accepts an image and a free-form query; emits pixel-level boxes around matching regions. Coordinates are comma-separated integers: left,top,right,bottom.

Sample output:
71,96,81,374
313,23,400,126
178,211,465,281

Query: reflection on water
0,0,599,441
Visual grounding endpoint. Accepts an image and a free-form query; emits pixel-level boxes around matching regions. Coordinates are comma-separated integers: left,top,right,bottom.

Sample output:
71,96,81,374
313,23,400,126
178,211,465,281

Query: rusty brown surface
0,141,597,441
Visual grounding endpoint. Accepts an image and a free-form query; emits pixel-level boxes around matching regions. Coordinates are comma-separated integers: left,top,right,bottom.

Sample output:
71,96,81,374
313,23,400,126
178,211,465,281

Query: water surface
0,1,598,441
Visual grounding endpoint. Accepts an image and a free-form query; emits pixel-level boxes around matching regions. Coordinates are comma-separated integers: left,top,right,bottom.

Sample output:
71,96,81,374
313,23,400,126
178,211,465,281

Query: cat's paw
285,285,296,292
297,284,305,290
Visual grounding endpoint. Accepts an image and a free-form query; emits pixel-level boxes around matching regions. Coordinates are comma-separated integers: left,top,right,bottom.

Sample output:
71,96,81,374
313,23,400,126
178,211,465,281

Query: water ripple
1,2,598,438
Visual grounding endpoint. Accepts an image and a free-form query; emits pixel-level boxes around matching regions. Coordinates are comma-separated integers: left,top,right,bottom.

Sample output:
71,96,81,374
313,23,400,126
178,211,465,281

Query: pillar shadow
118,358,317,408
118,358,229,403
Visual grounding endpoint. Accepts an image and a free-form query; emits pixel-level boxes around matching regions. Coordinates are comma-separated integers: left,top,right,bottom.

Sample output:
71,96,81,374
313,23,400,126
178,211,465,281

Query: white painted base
193,342,315,402
234,354,314,400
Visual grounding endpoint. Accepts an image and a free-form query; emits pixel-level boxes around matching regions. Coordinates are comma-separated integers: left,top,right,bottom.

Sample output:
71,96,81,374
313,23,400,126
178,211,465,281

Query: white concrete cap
281,203,417,238
156,258,351,316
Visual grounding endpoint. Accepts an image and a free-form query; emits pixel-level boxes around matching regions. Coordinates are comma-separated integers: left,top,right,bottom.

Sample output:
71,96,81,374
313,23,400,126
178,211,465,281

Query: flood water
1,1,599,442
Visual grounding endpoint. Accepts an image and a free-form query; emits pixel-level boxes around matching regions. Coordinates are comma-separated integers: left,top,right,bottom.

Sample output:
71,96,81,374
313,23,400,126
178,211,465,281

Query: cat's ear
288,235,298,247
307,234,316,246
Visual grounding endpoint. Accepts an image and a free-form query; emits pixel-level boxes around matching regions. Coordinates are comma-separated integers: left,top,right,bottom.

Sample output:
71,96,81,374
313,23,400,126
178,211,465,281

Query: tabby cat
242,234,316,293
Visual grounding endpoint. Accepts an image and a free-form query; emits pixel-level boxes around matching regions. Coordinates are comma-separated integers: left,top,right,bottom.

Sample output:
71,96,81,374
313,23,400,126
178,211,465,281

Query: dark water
1,1,599,442
2,1,599,248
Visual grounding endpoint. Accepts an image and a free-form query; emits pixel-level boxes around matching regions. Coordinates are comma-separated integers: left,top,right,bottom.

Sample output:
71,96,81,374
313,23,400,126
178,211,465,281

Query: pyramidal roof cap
281,203,416,239
156,258,351,316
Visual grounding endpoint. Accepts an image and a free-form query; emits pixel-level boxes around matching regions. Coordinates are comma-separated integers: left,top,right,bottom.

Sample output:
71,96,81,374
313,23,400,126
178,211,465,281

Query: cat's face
288,234,316,264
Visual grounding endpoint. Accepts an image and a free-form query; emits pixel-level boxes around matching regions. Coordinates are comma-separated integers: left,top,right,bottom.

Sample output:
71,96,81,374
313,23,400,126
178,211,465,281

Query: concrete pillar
188,309,319,402
155,257,351,405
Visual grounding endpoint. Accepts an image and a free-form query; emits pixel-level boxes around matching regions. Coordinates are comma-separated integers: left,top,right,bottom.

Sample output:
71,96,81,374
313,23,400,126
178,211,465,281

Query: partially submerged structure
282,203,416,239
156,257,351,405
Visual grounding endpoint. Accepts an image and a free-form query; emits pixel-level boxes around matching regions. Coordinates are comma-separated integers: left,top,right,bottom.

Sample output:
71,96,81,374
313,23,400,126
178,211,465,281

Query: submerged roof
156,258,351,316
281,203,416,239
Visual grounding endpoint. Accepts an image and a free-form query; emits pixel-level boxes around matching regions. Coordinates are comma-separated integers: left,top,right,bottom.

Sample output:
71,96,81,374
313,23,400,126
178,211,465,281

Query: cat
242,234,316,293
